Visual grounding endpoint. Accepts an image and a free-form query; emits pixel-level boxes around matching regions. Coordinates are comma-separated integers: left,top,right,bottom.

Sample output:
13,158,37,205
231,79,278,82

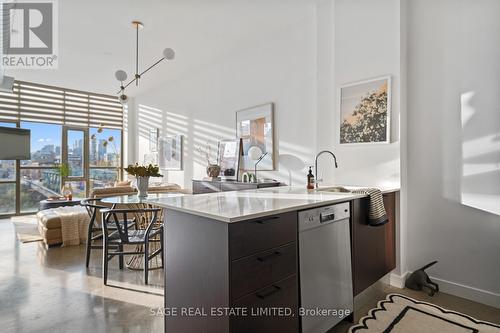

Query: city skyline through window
0,122,122,215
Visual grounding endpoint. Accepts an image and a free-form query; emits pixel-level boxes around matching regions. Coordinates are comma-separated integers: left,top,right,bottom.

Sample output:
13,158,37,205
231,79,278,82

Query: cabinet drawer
221,183,256,192
231,275,299,333
192,181,221,194
231,242,297,301
229,211,297,260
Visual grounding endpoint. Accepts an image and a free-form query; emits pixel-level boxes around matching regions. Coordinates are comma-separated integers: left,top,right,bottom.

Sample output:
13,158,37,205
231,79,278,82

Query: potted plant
124,163,163,198
56,163,72,200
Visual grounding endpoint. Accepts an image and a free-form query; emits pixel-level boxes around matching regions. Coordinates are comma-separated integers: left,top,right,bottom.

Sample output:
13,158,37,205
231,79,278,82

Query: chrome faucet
314,150,338,189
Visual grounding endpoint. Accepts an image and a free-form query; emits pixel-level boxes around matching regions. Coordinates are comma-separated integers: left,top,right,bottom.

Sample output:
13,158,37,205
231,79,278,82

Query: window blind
0,81,123,129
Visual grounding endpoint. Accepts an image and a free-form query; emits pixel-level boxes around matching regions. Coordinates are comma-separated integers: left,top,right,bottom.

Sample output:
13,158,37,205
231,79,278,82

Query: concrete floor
1,218,498,333
0,218,164,333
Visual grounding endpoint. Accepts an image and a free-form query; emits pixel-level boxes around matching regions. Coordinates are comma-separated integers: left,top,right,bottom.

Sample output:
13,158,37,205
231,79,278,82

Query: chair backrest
101,208,161,243
81,198,109,227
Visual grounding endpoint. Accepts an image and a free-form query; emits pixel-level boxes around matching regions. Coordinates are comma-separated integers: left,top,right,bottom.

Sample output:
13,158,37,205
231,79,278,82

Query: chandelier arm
123,78,136,90
139,57,165,77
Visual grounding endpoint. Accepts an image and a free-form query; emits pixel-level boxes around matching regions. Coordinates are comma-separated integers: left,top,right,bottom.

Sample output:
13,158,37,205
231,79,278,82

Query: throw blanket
53,206,90,246
351,188,388,226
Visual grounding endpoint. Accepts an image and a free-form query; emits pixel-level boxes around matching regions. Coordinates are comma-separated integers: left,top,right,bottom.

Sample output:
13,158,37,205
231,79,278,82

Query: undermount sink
316,186,352,193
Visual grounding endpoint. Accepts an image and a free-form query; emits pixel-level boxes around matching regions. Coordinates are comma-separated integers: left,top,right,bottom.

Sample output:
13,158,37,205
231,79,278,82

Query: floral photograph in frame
339,76,391,144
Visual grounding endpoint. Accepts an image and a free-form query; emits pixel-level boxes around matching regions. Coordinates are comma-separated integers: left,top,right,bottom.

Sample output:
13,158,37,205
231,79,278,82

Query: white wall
316,0,401,188
133,3,317,188
315,0,407,281
133,0,402,190
129,0,500,307
406,0,500,307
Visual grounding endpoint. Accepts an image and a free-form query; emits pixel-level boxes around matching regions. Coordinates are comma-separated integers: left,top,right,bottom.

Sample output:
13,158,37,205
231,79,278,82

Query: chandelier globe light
115,21,175,104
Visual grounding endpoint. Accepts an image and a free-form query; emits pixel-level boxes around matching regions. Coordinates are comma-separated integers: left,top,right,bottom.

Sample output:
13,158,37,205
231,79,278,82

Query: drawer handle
255,285,281,299
257,251,282,262
254,216,280,224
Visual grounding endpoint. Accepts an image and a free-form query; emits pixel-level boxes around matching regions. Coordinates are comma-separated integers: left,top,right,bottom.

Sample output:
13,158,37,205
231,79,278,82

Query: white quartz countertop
145,185,399,223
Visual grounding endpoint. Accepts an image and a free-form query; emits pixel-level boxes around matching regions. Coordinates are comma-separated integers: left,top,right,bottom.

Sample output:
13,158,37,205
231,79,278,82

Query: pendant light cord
135,24,139,86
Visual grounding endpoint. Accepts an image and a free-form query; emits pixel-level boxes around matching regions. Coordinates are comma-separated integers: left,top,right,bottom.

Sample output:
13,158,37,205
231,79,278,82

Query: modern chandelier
115,21,175,104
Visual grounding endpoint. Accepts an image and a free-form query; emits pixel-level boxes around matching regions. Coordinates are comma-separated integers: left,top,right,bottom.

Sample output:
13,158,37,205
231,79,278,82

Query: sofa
37,183,187,246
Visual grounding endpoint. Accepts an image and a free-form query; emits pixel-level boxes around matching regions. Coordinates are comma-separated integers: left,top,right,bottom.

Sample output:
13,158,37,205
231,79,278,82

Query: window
90,168,119,189
0,183,16,215
67,130,84,177
89,127,121,167
20,122,62,167
0,81,123,216
89,127,121,190
0,122,17,214
20,168,60,213
19,122,62,213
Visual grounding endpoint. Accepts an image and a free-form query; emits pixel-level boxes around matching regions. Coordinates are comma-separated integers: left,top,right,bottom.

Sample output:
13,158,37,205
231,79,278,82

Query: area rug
349,293,500,333
11,215,43,243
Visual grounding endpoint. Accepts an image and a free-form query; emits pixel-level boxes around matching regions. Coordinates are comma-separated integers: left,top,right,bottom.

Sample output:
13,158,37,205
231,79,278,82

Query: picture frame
217,139,242,181
338,76,391,145
158,135,183,170
236,103,275,170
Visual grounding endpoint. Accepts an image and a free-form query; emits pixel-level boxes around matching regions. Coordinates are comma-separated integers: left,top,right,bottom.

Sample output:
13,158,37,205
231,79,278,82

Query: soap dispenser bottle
307,166,315,190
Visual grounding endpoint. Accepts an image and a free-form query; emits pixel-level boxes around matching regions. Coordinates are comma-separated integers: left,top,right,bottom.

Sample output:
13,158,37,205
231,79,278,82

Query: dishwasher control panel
298,202,350,232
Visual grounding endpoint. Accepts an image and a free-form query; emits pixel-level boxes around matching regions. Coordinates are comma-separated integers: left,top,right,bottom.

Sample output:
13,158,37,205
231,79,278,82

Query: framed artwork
159,135,183,170
339,76,391,144
236,103,275,171
149,128,159,152
217,139,242,181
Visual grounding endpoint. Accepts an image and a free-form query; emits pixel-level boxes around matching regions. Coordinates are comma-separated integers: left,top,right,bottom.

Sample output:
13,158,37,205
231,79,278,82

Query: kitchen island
146,186,399,333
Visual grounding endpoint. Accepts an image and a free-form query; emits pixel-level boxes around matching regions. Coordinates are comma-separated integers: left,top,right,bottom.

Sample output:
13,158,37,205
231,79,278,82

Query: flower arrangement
196,142,218,166
196,142,220,177
91,125,119,164
125,163,163,178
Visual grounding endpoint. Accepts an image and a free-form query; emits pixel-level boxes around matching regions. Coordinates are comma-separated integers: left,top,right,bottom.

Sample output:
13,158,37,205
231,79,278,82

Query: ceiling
5,0,316,97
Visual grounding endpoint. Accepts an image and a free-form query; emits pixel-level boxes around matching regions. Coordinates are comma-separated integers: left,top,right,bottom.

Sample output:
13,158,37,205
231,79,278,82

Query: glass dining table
101,192,184,270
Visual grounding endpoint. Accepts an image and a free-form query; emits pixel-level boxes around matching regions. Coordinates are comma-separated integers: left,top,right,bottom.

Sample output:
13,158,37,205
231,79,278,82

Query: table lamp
248,146,268,183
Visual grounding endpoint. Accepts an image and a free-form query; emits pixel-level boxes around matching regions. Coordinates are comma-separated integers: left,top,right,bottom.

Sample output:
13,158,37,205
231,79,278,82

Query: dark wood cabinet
164,191,398,333
231,242,297,301
229,212,299,332
231,275,299,333
164,209,298,333
351,192,397,296
229,211,297,260
192,180,280,194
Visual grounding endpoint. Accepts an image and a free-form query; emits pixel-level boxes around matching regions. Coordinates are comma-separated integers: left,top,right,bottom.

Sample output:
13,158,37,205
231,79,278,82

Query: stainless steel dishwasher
298,202,353,333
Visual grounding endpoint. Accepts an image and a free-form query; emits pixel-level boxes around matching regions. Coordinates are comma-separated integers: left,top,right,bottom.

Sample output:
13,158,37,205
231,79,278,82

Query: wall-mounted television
0,126,30,160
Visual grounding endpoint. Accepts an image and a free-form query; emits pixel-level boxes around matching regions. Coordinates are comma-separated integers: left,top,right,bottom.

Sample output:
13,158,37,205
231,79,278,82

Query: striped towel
351,188,388,226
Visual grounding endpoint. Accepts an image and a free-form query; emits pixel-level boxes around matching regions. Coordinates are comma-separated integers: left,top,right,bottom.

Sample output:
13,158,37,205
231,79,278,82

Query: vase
136,176,150,198
206,164,221,178
61,184,73,200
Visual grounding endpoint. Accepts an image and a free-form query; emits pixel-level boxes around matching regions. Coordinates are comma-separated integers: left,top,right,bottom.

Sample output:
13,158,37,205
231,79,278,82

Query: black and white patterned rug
349,294,500,333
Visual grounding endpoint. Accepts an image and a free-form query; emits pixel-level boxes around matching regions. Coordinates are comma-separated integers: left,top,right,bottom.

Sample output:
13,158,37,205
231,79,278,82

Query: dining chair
81,198,135,268
101,207,163,285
